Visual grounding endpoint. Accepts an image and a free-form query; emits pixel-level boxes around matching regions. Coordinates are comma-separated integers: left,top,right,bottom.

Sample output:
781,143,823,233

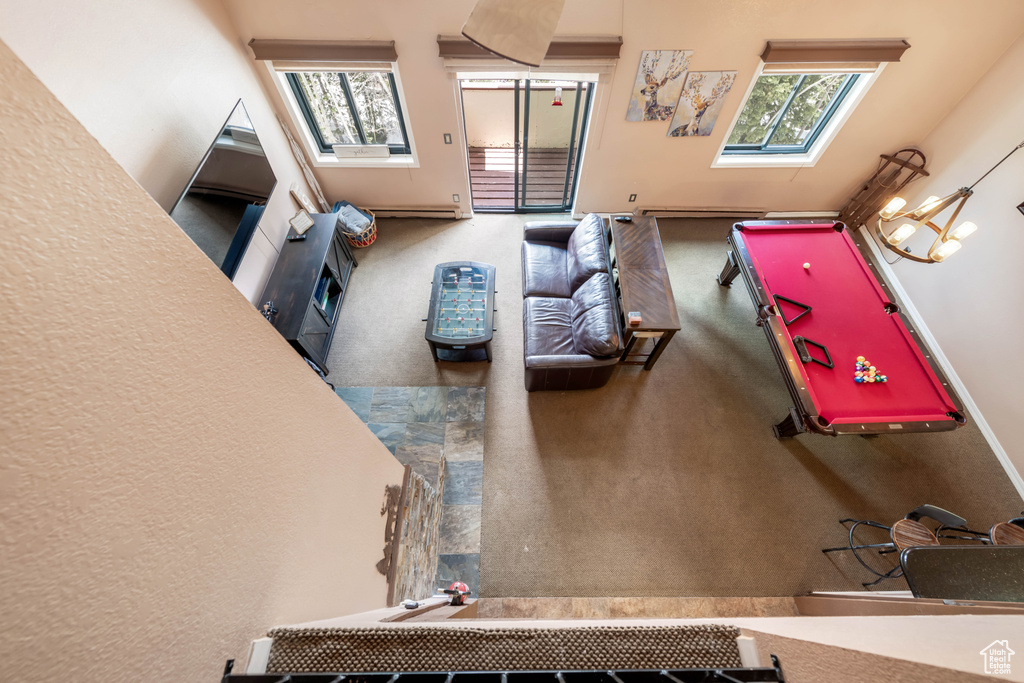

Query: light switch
444,133,452,144
452,194,460,203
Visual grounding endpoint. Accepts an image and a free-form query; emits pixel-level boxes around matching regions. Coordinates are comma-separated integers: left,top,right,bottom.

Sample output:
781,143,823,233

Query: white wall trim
857,226,1024,501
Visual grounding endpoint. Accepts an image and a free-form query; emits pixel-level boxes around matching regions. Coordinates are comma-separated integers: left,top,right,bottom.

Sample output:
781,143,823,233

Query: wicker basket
344,207,377,248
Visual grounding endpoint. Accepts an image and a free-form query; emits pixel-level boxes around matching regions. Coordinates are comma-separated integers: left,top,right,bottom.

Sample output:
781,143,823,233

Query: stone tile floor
337,386,485,598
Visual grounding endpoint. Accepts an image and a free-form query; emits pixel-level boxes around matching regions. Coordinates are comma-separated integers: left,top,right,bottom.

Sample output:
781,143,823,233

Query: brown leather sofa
521,213,623,391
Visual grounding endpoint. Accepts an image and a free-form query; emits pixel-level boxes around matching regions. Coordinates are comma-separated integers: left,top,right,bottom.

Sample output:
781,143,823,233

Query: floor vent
638,208,765,219
369,207,462,219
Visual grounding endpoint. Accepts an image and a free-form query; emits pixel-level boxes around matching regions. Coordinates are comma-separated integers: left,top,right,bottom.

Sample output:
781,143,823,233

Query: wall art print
626,50,693,121
667,70,737,137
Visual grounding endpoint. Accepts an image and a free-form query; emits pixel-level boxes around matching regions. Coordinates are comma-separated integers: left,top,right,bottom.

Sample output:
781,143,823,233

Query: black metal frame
286,72,411,155
221,658,788,683
717,219,967,438
424,261,496,363
822,505,967,588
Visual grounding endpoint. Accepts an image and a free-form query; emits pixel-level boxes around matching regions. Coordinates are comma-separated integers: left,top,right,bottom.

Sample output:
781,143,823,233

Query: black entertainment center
259,212,357,373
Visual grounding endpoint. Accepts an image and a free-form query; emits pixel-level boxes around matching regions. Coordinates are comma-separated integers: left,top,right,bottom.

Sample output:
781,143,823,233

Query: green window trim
722,73,859,156
286,71,412,156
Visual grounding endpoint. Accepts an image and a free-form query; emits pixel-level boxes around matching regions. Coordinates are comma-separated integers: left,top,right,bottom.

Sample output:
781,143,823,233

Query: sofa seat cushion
566,213,609,291
522,240,571,298
523,296,576,357
570,272,620,357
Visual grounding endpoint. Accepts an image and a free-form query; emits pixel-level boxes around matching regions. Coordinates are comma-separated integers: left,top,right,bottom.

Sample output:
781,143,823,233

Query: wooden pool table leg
773,407,807,439
718,251,741,286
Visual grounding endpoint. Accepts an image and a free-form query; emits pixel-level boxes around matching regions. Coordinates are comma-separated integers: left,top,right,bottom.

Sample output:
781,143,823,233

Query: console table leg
620,332,639,362
644,330,675,370
718,251,741,286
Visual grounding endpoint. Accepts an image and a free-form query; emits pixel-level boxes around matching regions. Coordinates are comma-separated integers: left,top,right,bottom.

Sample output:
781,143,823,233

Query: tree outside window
287,71,410,154
725,73,857,153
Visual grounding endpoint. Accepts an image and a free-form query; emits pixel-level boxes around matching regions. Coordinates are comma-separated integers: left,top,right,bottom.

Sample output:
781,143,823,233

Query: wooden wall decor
839,149,929,229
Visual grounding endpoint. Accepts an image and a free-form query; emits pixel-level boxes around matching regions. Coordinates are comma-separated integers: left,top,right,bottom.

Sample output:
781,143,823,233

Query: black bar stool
938,511,1024,546
822,504,967,587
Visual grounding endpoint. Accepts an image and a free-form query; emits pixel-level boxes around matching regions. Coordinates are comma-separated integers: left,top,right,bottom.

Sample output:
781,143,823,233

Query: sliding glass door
461,78,593,213
516,80,592,212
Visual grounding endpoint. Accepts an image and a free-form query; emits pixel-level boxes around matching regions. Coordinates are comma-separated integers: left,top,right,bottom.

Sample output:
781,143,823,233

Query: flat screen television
168,99,277,279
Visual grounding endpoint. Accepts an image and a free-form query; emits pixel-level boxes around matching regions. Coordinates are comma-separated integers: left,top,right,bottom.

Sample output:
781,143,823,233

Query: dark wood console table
259,212,356,373
608,215,680,370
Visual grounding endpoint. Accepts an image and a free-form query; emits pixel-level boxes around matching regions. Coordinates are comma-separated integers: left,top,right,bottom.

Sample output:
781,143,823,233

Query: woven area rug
266,625,741,673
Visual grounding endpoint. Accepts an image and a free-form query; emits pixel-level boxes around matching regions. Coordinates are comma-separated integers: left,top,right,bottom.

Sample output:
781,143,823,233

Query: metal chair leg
823,519,901,583
863,564,903,588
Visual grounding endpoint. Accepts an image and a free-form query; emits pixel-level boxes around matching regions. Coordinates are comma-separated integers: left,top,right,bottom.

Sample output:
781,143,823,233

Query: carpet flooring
324,214,1022,598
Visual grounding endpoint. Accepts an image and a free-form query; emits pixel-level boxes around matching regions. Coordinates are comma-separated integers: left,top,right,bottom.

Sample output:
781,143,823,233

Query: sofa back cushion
566,213,609,292
570,272,620,357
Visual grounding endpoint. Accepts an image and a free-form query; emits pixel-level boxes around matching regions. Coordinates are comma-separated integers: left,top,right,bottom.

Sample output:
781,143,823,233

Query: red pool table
718,220,966,438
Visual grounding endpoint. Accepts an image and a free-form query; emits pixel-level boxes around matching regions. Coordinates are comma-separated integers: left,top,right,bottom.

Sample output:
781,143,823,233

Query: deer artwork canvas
667,71,738,137
626,50,694,121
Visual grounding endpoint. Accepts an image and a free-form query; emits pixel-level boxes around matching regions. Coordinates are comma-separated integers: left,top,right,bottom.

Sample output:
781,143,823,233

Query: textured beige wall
0,38,405,683
0,0,320,303
222,0,1024,216
867,32,1024,492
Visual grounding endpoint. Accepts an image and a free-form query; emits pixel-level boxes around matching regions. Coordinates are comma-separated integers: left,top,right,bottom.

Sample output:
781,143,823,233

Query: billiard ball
857,355,865,362
803,263,811,269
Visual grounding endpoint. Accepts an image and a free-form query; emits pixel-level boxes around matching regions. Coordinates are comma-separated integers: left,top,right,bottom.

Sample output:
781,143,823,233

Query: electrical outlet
452,194,460,203
628,193,637,203
443,133,452,144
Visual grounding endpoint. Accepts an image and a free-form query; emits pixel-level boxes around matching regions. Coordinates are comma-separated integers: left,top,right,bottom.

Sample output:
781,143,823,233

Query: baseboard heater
638,208,765,219
367,207,462,219
763,210,841,219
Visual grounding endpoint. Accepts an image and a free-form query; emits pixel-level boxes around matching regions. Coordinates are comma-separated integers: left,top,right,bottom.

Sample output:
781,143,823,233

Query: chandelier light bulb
887,223,917,246
916,195,942,214
929,239,962,262
948,221,978,241
879,197,906,220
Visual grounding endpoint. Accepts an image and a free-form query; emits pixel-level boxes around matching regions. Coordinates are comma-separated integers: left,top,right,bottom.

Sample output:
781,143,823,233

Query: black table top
901,545,1024,602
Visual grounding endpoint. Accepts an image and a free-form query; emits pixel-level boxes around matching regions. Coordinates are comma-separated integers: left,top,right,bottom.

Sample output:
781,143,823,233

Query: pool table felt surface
740,223,959,425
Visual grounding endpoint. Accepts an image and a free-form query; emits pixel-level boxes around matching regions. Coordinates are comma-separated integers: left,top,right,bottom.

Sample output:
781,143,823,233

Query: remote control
287,234,308,241
614,215,633,222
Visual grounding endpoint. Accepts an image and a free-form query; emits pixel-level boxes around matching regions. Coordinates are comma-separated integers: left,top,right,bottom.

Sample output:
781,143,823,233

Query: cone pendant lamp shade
461,0,566,67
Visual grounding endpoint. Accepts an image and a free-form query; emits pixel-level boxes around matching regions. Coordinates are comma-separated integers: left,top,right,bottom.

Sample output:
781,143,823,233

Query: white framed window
269,62,418,168
712,61,883,169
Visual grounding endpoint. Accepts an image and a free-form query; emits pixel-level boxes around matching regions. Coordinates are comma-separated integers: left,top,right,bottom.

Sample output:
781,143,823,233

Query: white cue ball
803,262,811,269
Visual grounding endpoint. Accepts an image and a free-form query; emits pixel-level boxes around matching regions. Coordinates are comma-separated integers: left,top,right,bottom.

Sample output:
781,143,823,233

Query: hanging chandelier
875,138,1024,263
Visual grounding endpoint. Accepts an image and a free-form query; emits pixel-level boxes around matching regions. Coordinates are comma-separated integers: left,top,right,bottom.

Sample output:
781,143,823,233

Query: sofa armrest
523,221,579,244
524,354,621,369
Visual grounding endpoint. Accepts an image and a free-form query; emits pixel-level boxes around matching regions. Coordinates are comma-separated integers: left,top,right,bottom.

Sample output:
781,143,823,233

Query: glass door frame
515,79,594,213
